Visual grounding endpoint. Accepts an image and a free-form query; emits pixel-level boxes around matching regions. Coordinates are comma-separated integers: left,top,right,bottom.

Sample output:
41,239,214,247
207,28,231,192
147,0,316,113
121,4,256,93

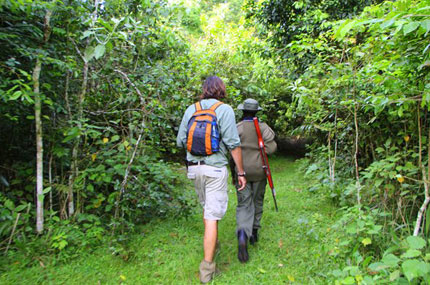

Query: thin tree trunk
67,143,77,216
64,71,72,117
5,213,20,254
110,69,149,239
34,60,44,234
48,151,53,213
64,69,72,218
328,130,332,180
67,59,88,217
329,109,338,183
67,0,99,218
33,9,52,234
413,106,430,236
353,97,361,209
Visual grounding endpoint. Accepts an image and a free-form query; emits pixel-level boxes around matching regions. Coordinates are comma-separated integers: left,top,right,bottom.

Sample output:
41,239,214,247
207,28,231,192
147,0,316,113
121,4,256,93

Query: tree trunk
67,59,88,218
328,109,338,183
66,0,99,218
33,9,52,234
354,96,361,208
413,106,430,236
48,151,53,213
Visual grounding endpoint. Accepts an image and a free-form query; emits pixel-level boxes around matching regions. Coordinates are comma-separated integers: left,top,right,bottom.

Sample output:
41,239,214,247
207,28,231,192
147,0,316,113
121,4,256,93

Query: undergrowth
1,156,342,284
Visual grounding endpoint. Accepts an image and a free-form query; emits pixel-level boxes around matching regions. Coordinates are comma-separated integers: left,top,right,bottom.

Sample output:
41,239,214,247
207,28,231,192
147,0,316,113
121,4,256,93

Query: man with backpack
234,98,277,263
176,76,246,283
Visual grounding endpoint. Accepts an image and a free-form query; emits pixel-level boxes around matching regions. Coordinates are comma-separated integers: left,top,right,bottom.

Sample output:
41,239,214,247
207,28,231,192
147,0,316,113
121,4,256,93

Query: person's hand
237,176,247,191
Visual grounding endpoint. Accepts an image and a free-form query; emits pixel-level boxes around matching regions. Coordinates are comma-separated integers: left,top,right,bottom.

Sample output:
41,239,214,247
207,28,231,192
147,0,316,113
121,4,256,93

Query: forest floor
2,156,343,284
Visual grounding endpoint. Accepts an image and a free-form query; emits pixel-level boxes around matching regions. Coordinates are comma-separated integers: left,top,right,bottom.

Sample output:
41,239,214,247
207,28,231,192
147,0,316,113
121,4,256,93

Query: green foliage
332,235,430,284
274,0,430,233
331,206,386,260
248,0,377,44
0,0,196,264
2,0,430,280
1,157,343,283
0,193,32,240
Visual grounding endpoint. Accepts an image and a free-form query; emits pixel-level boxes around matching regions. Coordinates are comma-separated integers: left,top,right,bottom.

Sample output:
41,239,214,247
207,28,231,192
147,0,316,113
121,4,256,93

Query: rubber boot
250,228,258,245
237,229,249,263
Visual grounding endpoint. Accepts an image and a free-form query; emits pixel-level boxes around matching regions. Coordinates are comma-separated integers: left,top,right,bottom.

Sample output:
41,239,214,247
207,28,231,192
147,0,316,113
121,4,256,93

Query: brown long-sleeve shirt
237,119,277,182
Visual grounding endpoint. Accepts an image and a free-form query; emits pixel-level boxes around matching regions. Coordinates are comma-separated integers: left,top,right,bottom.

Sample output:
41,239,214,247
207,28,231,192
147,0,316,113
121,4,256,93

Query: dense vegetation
1,0,430,283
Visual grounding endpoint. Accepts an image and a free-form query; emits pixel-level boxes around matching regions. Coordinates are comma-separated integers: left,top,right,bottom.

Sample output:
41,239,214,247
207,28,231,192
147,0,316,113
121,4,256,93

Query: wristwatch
237,172,246,177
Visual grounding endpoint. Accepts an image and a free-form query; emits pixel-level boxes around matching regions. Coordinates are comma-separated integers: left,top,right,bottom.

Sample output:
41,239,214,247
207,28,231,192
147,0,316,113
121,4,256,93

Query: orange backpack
186,101,223,156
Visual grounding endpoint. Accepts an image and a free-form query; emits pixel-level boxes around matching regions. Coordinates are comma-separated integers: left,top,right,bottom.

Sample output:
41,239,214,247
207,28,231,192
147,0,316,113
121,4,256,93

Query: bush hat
238,98,262,111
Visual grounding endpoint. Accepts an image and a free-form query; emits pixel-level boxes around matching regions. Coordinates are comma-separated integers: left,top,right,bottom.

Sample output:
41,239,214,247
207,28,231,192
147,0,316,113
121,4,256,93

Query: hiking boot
250,228,258,245
237,229,249,263
199,260,216,283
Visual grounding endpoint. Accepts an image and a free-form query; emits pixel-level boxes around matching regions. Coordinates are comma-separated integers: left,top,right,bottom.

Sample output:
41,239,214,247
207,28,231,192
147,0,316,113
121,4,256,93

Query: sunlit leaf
94,44,106,60
361,238,372,246
42,187,51,194
381,254,400,267
406,236,426,249
341,276,355,284
401,249,421,259
402,259,430,281
403,22,420,35
84,46,95,62
390,270,400,282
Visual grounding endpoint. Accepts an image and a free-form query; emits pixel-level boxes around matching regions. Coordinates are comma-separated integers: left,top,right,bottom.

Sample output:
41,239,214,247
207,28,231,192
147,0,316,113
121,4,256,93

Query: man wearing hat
235,98,277,263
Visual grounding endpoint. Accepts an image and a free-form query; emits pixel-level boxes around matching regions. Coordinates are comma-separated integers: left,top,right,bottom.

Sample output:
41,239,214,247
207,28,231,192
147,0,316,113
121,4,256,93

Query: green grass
1,156,342,284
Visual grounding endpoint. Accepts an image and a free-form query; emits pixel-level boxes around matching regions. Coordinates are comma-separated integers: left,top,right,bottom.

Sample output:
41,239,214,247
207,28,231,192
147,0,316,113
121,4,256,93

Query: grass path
2,156,341,284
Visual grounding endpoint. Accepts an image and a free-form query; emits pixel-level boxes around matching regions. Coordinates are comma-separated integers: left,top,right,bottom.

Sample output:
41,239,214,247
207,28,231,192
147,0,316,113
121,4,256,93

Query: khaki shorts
187,165,228,220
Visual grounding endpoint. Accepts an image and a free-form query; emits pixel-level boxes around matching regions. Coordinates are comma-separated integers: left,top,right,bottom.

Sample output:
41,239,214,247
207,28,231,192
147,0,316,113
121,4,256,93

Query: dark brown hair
200,76,226,100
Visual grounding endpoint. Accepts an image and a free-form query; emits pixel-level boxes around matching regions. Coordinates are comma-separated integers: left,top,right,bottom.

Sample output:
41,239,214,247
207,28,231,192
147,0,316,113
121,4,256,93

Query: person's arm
262,124,277,155
176,108,190,148
230,146,246,191
217,105,246,189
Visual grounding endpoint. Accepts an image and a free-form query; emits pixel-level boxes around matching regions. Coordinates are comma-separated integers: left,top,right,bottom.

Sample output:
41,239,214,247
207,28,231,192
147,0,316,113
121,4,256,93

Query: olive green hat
238,98,262,111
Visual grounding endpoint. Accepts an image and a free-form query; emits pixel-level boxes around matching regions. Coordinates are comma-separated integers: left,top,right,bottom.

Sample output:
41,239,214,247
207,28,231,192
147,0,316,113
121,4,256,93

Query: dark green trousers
236,179,267,238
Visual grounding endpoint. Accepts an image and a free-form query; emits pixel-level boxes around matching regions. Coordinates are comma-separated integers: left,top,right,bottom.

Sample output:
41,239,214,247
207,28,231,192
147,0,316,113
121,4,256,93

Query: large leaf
15,204,28,212
381,254,400,267
401,249,421,259
4,199,14,211
9,90,22,100
402,259,430,281
94,44,106,59
421,20,430,34
42,187,52,194
335,20,356,40
80,30,94,40
403,22,420,35
84,46,95,62
406,236,426,249
341,276,355,284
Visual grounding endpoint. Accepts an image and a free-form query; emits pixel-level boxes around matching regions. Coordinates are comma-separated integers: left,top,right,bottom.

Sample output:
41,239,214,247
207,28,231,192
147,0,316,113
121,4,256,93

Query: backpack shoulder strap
195,102,202,112
210,101,223,111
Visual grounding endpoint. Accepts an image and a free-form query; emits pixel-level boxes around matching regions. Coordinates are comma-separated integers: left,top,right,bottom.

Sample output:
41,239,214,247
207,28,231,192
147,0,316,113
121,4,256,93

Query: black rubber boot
237,229,249,263
249,228,258,245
